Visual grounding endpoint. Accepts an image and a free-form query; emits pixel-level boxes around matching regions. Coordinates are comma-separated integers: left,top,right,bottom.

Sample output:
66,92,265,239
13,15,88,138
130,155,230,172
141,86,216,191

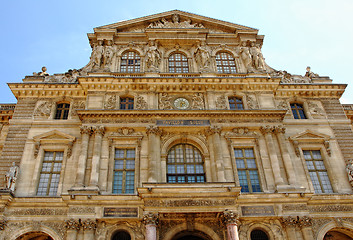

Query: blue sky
1,0,352,103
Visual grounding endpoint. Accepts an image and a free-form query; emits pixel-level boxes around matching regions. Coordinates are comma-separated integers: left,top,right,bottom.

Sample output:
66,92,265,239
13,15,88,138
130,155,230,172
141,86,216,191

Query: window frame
120,97,134,110
302,149,334,194
120,51,141,73
215,51,237,74
233,147,262,193
290,102,307,119
228,96,244,110
168,52,189,73
166,143,206,183
54,102,70,120
113,148,136,194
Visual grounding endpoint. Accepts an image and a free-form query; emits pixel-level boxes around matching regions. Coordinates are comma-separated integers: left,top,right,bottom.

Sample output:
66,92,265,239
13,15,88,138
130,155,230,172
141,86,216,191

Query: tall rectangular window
55,103,70,120
303,150,333,193
290,103,306,119
234,148,261,193
113,149,135,194
37,151,63,196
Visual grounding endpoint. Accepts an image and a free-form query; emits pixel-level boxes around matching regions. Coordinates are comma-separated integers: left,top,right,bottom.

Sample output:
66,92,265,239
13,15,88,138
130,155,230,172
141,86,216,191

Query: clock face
174,98,189,109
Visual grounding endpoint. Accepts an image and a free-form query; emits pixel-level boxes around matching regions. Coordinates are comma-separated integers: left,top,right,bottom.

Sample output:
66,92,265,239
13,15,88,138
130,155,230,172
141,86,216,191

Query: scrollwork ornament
143,213,159,225
65,219,81,230
159,93,173,110
135,95,148,110
215,95,227,110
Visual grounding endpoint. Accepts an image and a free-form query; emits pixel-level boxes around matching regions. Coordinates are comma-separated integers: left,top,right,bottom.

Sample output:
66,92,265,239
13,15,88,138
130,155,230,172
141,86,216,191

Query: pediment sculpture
147,14,205,29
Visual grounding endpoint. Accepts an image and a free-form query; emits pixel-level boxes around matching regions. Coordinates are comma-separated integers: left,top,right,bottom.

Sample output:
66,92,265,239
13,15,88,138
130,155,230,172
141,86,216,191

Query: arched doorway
324,230,353,240
111,230,132,240
15,231,53,240
172,230,211,240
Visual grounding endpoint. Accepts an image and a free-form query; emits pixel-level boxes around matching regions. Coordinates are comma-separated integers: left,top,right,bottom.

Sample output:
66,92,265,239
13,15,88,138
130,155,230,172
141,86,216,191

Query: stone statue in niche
5,162,19,191
102,40,115,71
145,40,161,72
194,41,211,72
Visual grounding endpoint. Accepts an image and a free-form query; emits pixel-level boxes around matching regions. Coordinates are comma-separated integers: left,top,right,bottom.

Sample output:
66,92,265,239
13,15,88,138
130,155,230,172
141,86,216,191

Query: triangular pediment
33,130,76,143
94,10,258,34
290,130,330,142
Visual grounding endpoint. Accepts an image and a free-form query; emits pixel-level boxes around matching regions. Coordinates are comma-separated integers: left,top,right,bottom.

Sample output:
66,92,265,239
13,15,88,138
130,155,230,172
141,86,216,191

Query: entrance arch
15,231,53,240
172,230,212,240
324,229,353,239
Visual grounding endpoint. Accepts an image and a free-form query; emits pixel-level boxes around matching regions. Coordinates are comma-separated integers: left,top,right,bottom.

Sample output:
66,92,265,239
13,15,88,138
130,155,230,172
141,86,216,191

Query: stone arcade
0,10,353,240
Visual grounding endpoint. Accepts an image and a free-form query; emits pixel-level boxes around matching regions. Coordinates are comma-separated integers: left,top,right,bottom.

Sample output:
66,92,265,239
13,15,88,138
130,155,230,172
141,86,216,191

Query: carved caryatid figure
239,42,253,73
250,42,266,71
103,40,115,70
346,160,353,187
145,40,161,71
5,162,19,191
194,41,211,71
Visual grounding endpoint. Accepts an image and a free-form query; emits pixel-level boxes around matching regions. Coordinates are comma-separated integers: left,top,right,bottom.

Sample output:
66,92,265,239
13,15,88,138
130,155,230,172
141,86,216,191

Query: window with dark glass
234,148,261,193
229,97,244,110
251,230,269,240
120,51,141,73
291,103,306,119
113,149,135,194
303,150,333,193
216,52,237,73
120,97,134,110
169,53,189,73
54,103,70,120
37,151,63,196
167,144,205,183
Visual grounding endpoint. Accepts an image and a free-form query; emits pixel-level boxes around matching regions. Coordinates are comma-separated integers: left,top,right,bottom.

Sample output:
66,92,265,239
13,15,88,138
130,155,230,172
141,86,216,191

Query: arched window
120,51,141,72
216,52,237,73
112,231,131,240
290,103,306,119
54,103,70,120
167,144,205,183
120,97,134,110
169,53,189,73
228,97,244,110
251,230,269,240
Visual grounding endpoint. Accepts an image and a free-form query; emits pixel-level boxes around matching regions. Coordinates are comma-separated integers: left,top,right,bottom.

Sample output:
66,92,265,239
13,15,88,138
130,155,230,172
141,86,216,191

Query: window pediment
289,130,330,143
33,130,76,145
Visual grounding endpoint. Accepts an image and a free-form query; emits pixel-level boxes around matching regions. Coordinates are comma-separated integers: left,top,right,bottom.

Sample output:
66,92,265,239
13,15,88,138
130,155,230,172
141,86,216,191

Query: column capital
206,125,222,135
274,126,286,134
65,218,81,230
281,216,297,227
80,125,93,135
82,219,97,230
143,212,159,225
260,125,274,135
298,216,312,228
92,125,105,136
146,125,163,136
222,210,239,225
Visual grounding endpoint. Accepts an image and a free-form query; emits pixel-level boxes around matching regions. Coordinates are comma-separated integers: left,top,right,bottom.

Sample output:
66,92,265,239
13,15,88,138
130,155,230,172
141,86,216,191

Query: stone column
82,219,96,240
74,126,92,188
65,219,80,240
223,210,240,240
281,217,298,240
299,216,314,240
143,213,159,240
89,126,105,190
207,126,226,182
146,126,162,182
274,126,297,186
260,126,285,186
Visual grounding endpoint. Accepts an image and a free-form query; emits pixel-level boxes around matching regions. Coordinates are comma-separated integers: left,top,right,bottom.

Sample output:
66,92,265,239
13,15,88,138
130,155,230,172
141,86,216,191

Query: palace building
1,10,353,240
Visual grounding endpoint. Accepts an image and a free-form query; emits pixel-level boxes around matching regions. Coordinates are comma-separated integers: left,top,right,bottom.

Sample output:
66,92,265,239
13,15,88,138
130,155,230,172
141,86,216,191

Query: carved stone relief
71,100,85,117
33,101,54,118
246,95,259,109
191,93,205,110
104,94,118,109
135,95,148,110
159,93,173,110
308,101,326,118
215,95,227,110
147,14,205,28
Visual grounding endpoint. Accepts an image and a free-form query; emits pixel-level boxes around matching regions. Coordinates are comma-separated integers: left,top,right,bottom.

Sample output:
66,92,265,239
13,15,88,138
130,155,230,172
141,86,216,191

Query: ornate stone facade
1,9,353,240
